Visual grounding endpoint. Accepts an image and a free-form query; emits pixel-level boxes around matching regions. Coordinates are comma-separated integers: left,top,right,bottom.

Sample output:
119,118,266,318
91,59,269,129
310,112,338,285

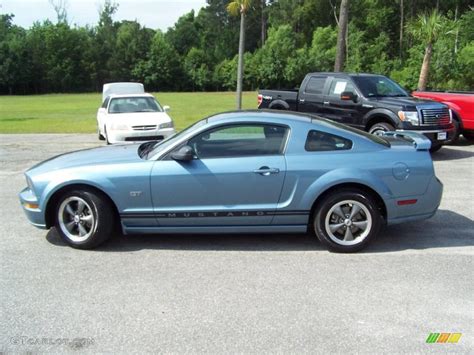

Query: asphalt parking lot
1,134,473,353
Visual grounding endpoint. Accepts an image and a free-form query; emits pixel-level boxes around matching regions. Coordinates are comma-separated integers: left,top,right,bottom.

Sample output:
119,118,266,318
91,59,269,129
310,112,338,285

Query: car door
150,123,288,226
323,77,364,128
297,75,329,115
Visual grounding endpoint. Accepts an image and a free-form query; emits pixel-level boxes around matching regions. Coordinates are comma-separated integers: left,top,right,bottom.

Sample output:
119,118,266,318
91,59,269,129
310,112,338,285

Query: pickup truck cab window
305,76,327,94
188,124,289,159
328,78,356,98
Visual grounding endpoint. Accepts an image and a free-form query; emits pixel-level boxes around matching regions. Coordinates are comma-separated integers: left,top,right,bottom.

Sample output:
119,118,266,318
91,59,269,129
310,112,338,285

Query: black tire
430,144,442,153
369,122,395,136
270,105,286,110
462,132,474,142
313,189,383,253
54,189,115,249
446,118,460,145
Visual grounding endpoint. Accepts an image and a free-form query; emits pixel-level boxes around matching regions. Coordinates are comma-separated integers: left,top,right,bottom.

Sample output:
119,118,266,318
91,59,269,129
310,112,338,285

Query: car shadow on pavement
45,209,473,253
432,146,474,161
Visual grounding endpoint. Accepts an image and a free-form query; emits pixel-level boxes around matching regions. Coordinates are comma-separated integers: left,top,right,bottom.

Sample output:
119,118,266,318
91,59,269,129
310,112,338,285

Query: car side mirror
171,145,195,161
163,105,170,112
340,91,358,102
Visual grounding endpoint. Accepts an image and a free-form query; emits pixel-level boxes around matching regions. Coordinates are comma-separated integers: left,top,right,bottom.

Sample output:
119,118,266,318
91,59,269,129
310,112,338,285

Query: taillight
257,94,263,107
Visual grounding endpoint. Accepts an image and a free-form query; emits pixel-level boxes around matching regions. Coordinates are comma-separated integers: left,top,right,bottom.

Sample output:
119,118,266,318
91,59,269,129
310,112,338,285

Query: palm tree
227,0,252,110
409,10,444,91
334,0,349,72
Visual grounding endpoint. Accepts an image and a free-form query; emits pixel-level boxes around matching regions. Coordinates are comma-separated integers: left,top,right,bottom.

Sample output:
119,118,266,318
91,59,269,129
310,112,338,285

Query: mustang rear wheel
55,189,114,249
313,189,382,253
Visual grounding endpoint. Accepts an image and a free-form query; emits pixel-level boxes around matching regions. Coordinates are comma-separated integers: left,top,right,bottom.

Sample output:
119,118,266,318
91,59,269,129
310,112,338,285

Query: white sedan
97,93,176,144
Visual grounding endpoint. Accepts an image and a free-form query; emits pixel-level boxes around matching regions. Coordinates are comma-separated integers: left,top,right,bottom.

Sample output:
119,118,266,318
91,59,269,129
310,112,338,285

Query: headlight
448,109,453,123
111,123,128,130
398,111,419,125
160,121,174,129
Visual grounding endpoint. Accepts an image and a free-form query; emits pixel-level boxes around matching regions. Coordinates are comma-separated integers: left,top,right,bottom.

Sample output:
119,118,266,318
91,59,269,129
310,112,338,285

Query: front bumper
108,128,175,144
397,125,455,145
19,187,47,229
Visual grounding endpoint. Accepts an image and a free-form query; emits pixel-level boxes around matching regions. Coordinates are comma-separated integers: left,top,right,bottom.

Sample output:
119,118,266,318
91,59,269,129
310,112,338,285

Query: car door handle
299,99,305,103
254,167,280,176
323,101,330,105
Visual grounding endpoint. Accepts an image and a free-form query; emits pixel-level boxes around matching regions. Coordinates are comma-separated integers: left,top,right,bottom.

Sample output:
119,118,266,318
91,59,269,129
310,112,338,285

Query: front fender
39,173,119,213
364,108,400,129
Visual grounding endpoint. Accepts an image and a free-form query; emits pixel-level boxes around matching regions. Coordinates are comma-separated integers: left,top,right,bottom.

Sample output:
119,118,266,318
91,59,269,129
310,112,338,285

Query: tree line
0,0,473,95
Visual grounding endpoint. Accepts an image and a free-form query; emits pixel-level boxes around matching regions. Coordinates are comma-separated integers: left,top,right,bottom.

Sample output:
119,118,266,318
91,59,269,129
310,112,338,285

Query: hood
108,112,171,127
27,143,142,176
375,96,447,110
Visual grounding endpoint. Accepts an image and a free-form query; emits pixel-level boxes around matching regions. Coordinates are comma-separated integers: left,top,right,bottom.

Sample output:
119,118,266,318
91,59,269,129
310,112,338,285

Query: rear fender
269,100,290,110
300,168,393,210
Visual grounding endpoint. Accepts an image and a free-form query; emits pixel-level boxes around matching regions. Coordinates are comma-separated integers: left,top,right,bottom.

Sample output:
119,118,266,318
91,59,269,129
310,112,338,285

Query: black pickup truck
258,72,454,151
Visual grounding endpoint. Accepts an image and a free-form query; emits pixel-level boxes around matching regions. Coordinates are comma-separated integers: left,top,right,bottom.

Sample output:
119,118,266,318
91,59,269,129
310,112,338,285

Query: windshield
140,118,208,159
108,97,162,114
352,76,408,98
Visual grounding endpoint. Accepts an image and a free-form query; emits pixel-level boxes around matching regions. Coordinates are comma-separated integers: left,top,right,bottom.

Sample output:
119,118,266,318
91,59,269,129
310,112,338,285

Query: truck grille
420,108,450,126
132,125,157,131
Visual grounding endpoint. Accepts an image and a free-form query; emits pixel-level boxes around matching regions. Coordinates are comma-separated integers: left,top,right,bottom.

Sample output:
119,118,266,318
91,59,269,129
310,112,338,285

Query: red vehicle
412,91,474,143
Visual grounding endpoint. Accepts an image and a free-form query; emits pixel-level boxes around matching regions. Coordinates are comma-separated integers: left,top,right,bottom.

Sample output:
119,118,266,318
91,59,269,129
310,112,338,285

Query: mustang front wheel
313,189,382,252
55,189,114,249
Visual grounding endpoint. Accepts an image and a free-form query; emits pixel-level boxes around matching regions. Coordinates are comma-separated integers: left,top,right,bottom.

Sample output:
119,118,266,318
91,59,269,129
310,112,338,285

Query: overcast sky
1,0,207,31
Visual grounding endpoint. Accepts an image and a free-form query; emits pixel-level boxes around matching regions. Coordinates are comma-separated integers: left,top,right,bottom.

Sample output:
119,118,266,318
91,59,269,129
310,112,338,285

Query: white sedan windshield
109,97,162,114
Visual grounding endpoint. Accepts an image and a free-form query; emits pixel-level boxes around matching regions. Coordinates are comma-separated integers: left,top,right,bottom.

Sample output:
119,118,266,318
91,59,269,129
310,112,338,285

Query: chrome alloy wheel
324,200,372,246
58,196,96,242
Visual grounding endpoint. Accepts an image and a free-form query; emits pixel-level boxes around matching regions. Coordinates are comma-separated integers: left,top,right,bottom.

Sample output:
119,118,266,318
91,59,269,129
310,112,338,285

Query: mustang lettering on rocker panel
120,210,310,219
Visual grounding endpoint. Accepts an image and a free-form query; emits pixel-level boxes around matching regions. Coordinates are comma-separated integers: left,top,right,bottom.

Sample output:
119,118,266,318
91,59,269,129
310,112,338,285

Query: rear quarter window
305,130,353,152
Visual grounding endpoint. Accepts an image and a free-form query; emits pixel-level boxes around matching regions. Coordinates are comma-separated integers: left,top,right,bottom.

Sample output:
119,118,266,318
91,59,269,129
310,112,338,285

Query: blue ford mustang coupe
20,110,443,252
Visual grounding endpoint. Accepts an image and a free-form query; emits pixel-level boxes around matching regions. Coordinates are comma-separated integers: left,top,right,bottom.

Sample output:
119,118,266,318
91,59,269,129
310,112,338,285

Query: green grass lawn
0,91,258,133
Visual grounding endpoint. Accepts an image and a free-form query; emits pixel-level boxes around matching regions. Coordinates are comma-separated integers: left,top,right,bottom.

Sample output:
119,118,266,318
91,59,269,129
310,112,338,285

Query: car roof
306,72,386,78
108,93,155,99
206,110,314,124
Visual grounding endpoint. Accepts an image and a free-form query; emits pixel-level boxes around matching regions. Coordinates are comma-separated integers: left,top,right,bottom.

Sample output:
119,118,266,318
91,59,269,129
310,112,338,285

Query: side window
328,79,355,98
305,76,327,94
188,124,289,159
101,97,110,109
305,130,353,152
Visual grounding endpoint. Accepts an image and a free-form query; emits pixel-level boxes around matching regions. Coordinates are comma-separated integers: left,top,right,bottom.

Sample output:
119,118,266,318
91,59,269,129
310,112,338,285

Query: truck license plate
437,132,447,140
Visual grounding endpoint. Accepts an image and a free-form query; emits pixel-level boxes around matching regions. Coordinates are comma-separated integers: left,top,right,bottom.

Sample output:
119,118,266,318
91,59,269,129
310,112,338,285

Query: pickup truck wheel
313,189,382,253
430,144,442,153
55,189,114,249
369,122,394,136
462,132,474,142
446,118,460,145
